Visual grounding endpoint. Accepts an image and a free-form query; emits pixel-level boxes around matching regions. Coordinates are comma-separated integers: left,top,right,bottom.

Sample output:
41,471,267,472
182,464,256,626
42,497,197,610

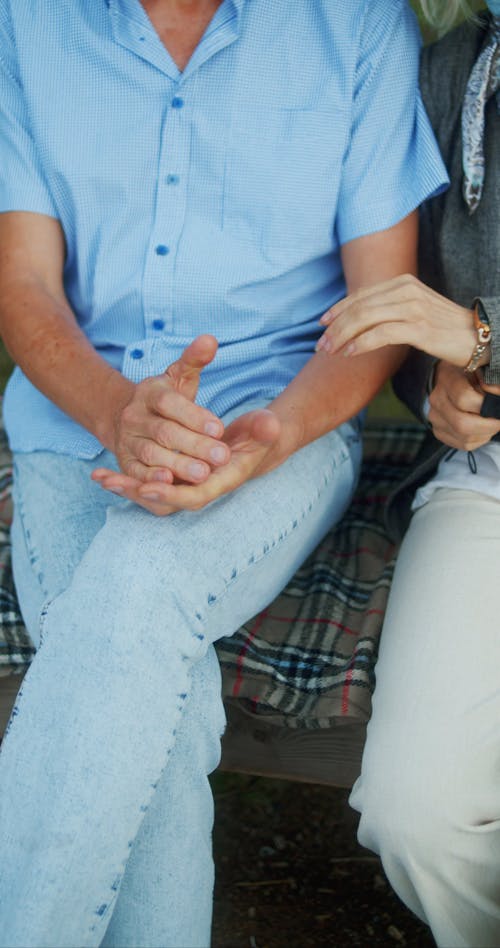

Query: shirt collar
106,0,246,20
106,0,245,81
230,0,245,15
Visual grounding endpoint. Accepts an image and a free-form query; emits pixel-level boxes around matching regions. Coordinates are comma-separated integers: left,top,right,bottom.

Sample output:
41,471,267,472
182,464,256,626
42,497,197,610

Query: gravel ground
211,774,435,948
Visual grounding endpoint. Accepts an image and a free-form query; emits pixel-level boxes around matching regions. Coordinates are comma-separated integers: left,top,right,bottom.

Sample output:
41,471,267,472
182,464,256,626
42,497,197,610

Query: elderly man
0,0,446,945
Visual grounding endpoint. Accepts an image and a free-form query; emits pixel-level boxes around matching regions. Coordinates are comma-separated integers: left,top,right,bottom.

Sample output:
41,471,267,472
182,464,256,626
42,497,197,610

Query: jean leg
11,450,122,648
101,647,225,948
10,451,224,948
0,423,360,948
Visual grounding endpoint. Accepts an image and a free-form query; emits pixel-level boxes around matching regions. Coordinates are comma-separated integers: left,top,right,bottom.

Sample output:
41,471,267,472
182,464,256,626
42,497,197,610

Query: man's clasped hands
92,333,283,516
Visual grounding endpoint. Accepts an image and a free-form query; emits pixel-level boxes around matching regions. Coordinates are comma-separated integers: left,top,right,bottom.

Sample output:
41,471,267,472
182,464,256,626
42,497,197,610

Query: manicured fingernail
107,486,124,495
205,421,221,436
343,343,355,356
210,445,227,464
140,491,161,501
188,462,206,479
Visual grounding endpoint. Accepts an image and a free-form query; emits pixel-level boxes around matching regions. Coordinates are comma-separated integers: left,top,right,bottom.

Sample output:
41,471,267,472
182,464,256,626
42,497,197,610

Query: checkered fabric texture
0,419,425,727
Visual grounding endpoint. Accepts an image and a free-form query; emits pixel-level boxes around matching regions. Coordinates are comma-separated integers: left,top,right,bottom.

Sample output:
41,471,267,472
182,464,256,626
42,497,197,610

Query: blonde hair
418,0,475,31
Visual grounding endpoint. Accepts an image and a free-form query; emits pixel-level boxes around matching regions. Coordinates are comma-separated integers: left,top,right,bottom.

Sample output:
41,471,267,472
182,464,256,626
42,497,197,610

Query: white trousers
350,488,500,948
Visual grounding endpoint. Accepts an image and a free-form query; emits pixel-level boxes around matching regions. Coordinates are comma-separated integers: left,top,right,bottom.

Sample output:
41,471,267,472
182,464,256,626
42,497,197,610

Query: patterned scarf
462,15,500,214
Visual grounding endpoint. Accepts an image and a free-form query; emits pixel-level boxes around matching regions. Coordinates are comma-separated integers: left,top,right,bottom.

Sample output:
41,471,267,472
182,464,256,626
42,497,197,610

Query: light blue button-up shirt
0,0,448,457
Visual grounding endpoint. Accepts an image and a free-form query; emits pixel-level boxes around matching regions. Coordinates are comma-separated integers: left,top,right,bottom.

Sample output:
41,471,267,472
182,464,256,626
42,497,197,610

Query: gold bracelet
463,301,491,373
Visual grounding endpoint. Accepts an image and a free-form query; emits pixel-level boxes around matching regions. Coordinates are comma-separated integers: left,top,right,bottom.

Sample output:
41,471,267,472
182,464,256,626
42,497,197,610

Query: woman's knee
354,739,498,886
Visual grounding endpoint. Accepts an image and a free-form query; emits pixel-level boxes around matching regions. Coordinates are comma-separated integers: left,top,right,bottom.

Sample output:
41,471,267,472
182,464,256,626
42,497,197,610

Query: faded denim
0,411,361,947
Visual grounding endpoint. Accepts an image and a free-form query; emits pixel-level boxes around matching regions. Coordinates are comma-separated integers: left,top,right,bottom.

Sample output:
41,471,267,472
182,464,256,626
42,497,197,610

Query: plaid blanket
0,420,424,728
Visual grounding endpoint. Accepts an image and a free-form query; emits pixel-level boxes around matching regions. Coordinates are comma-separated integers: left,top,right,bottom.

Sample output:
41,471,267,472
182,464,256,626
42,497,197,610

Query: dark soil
211,774,435,948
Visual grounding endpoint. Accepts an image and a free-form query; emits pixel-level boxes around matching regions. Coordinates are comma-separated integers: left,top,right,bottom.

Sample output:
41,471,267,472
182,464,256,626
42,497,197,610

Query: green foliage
0,347,12,394
367,382,413,421
411,0,486,41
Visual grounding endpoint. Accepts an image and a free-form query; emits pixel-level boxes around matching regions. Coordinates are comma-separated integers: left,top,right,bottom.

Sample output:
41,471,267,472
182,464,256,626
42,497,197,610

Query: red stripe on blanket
342,665,354,715
232,610,268,698
265,614,366,637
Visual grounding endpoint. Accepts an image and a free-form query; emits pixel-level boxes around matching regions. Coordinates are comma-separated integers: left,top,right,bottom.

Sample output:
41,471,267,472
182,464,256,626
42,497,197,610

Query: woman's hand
428,362,500,451
316,274,481,370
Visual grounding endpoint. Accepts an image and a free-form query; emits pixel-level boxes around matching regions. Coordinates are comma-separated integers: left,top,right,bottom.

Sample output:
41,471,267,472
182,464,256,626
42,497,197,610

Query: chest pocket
222,106,347,267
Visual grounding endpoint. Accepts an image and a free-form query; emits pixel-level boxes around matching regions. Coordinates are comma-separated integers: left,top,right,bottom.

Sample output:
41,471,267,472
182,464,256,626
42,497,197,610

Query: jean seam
38,596,55,648
87,663,193,936
12,460,51,602
198,442,355,623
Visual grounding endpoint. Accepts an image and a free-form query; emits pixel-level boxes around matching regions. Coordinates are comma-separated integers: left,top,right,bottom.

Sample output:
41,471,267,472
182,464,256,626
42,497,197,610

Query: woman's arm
315,273,500,450
316,273,479,369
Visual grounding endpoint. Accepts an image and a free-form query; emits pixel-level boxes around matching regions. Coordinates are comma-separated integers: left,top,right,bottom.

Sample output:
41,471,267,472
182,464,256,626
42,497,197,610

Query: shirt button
152,319,165,331
130,348,144,360
166,174,180,185
155,244,170,256
171,97,184,109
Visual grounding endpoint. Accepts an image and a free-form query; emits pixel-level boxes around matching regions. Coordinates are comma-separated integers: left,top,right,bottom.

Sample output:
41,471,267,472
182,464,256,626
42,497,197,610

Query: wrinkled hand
93,406,281,516
93,335,231,490
428,361,500,451
316,275,479,369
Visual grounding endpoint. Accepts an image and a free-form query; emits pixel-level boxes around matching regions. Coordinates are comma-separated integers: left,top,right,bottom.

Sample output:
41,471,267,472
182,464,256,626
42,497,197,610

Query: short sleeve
0,3,58,218
336,0,448,246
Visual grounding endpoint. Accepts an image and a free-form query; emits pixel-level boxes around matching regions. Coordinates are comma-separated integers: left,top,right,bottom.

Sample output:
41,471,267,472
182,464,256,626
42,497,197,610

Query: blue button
171,97,184,109
166,174,180,185
152,319,165,331
155,244,170,256
130,348,144,360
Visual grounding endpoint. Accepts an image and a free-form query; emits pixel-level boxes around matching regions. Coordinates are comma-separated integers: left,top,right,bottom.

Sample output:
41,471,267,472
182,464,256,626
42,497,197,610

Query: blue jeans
1,409,361,948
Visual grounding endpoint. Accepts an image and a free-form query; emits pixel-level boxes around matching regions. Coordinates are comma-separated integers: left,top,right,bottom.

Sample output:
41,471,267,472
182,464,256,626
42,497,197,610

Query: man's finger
165,334,219,400
223,409,281,450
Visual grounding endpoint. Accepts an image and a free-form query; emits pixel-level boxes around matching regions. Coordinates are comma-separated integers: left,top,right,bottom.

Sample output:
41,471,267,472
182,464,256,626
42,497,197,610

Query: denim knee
178,647,226,777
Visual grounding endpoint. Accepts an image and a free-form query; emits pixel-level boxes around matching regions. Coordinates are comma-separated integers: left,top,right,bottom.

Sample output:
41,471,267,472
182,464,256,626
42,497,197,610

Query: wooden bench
0,418,424,788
